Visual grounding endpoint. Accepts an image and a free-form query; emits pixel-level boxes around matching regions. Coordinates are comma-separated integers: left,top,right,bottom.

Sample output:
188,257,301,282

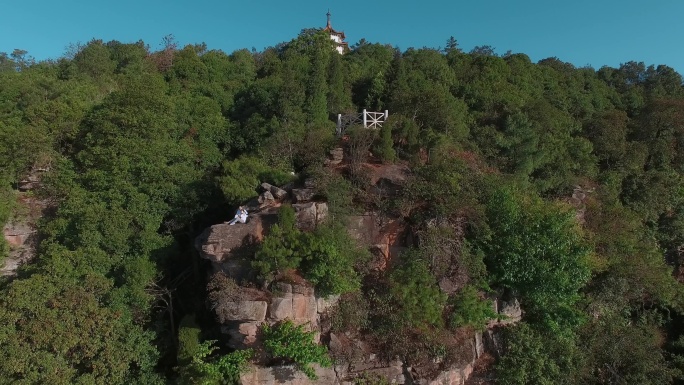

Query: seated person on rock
226,206,248,225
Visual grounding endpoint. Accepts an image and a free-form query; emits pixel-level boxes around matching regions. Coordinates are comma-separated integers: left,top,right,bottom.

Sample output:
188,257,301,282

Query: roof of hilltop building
323,10,346,39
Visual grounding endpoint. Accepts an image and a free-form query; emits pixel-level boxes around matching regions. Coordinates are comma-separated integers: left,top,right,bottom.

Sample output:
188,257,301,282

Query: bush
373,124,396,164
262,320,332,379
177,314,202,367
306,166,356,218
252,206,301,279
496,323,583,385
300,224,370,296
176,340,252,385
478,188,591,327
449,285,497,330
389,252,447,328
219,156,293,206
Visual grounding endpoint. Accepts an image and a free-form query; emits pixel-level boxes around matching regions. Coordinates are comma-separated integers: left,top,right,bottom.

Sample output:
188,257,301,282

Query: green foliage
479,188,591,327
4,25,684,384
389,252,447,328
177,314,202,367
578,313,680,385
449,285,497,330
252,205,302,278
262,320,332,380
0,179,12,262
176,340,252,385
306,166,355,218
219,156,293,206
300,223,369,296
0,275,162,385
373,123,396,164
331,292,370,333
399,149,482,219
253,207,366,295
496,323,584,385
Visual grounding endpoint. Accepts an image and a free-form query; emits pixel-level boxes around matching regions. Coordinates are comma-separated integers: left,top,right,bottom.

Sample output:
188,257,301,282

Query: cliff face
194,169,518,385
2,192,47,276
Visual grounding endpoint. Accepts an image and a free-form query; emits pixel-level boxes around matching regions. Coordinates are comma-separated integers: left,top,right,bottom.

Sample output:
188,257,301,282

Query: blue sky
3,0,683,74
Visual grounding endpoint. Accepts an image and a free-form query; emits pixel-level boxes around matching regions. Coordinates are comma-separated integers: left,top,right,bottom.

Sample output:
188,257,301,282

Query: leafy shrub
449,285,497,330
373,124,396,164
478,188,591,327
252,206,301,278
389,252,447,328
176,339,252,385
262,320,332,379
219,156,293,206
300,224,369,296
0,180,12,263
177,314,202,367
306,166,356,218
496,323,583,385
253,207,367,295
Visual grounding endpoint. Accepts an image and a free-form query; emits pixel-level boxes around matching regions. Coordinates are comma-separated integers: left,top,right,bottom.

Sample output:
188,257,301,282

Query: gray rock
258,191,275,204
240,364,340,385
227,322,261,349
269,297,294,320
292,188,316,203
214,300,268,322
316,295,340,314
498,298,522,323
293,202,328,231
262,183,288,200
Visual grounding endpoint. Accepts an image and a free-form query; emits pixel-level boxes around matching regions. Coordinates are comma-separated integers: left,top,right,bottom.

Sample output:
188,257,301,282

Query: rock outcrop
292,188,316,203
292,202,328,231
195,208,278,277
240,364,340,385
1,195,47,276
192,164,523,385
216,280,337,350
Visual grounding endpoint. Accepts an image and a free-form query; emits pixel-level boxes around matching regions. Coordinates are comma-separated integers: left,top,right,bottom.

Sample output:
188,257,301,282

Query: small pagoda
324,11,348,54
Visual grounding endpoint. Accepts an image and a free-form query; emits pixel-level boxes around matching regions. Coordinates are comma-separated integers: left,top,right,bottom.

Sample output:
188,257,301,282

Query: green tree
389,254,447,328
496,323,583,385
479,188,591,327
300,223,369,296
449,285,497,330
252,206,302,278
262,320,331,380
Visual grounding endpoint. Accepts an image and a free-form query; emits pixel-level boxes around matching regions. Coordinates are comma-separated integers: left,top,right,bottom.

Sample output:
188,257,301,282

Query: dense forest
2,28,684,384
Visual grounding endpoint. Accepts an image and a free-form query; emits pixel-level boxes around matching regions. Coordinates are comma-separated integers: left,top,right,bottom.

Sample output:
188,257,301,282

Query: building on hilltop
324,10,348,54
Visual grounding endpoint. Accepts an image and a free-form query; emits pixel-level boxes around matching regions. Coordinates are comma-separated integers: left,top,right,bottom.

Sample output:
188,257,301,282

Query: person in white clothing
226,206,248,225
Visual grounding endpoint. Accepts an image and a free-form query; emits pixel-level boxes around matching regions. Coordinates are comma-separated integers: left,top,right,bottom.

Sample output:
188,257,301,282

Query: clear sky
3,0,683,74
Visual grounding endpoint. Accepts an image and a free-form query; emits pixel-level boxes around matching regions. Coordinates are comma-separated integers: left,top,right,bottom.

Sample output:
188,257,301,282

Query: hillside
1,31,684,384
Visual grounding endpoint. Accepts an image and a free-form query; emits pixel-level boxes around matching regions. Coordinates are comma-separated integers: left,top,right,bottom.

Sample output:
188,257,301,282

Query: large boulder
225,322,261,349
195,222,262,264
261,183,288,200
268,282,318,329
194,209,278,277
497,298,522,324
292,202,328,231
215,300,268,322
2,222,33,248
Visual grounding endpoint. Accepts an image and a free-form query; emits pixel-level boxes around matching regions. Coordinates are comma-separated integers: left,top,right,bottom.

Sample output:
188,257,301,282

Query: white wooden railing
336,109,389,136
